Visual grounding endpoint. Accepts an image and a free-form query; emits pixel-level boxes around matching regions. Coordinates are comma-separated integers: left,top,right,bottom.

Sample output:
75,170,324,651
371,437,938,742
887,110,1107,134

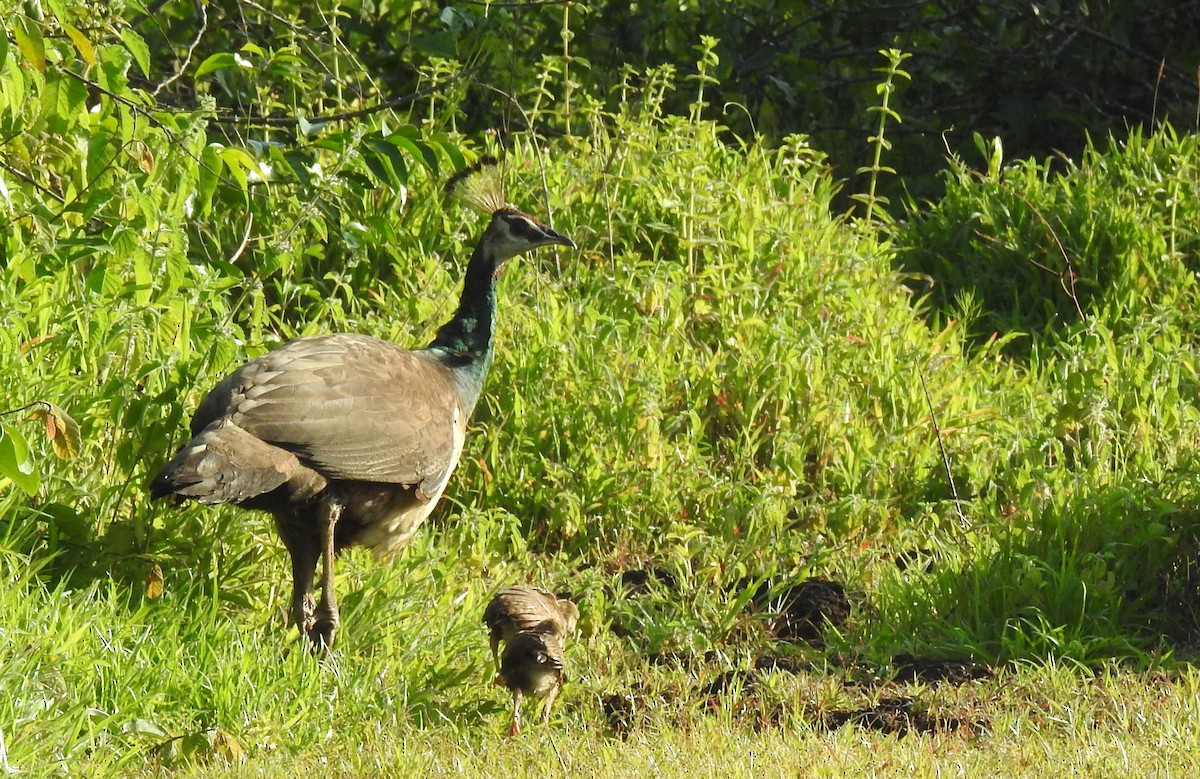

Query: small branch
203,75,466,126
154,0,209,98
227,212,254,264
0,160,66,204
129,0,172,28
1001,184,1085,322
455,0,574,6
0,401,51,420
918,366,969,529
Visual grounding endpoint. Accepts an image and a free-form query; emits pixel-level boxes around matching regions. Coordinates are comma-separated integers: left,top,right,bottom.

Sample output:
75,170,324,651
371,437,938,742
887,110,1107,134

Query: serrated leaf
61,22,96,67
0,425,40,496
195,52,238,79
120,28,150,78
14,15,46,73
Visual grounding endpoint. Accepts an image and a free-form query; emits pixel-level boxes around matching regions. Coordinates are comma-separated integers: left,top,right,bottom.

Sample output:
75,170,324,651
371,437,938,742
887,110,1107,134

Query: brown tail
150,422,314,505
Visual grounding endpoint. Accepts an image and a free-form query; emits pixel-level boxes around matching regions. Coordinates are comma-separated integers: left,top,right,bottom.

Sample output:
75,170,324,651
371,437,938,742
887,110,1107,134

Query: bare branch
154,0,209,98
201,73,468,127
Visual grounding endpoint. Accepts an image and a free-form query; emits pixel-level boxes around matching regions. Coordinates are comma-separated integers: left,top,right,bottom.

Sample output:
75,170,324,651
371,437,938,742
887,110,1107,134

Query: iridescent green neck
426,242,499,414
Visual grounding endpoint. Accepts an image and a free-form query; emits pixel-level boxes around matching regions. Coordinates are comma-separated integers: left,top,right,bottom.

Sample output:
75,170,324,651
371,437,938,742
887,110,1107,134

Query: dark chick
483,586,579,672
496,629,565,736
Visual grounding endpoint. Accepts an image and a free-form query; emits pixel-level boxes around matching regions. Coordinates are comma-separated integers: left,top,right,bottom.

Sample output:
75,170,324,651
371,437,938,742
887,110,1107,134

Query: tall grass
2,42,1200,773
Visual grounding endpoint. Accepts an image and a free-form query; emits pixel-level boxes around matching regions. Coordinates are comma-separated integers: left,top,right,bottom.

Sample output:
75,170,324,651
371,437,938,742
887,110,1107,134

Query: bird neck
426,242,501,409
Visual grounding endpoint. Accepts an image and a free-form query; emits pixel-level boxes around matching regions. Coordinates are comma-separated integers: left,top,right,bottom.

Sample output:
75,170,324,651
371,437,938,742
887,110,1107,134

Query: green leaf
61,22,96,67
195,52,238,79
389,133,438,177
218,147,264,191
122,718,168,738
412,32,457,59
365,134,409,186
0,425,40,496
436,137,467,174
197,144,223,217
361,144,398,188
0,22,9,72
120,28,151,79
14,15,46,73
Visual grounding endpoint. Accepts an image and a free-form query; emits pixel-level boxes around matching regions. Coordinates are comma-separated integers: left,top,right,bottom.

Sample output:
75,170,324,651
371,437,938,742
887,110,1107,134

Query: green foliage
2,1,1200,774
897,128,1200,344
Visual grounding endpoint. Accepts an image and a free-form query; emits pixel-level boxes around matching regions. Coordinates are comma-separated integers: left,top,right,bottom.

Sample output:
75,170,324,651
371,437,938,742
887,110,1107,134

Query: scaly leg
540,685,560,724
508,689,523,736
276,515,319,638
310,497,342,650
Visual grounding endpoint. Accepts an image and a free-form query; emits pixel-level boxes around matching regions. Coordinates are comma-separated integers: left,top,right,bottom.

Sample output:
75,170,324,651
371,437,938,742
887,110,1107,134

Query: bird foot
306,615,338,652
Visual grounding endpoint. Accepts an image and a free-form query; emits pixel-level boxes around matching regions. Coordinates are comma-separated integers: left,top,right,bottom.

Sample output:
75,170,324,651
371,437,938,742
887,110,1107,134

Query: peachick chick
496,629,565,736
482,586,579,672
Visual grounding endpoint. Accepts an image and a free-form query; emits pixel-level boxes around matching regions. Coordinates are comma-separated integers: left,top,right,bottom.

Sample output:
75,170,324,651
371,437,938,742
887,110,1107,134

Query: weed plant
1,8,1200,774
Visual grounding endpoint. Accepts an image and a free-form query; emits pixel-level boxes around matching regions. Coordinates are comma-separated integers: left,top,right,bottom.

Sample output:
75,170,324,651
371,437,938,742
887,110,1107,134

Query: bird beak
543,226,576,250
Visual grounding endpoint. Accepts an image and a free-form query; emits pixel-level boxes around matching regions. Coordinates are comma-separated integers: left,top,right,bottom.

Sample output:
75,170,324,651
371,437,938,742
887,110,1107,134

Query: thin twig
455,0,573,6
227,212,254,264
154,0,209,98
203,75,467,126
918,366,969,529
128,0,172,28
0,160,66,204
1000,183,1085,322
0,400,51,419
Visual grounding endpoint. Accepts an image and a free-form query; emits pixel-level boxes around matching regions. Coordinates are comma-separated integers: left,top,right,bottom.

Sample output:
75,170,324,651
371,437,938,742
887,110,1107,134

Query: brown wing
484,587,566,636
191,333,464,494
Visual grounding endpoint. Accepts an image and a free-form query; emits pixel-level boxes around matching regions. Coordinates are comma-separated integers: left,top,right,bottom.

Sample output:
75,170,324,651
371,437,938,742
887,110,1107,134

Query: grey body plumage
151,204,574,649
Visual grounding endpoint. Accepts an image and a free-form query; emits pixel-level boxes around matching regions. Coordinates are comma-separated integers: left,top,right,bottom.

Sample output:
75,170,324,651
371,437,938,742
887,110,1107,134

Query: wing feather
190,334,465,490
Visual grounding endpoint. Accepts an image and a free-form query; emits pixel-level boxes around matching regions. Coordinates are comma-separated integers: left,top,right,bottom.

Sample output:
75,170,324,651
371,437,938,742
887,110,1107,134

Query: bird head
556,598,581,636
447,156,575,270
484,208,576,264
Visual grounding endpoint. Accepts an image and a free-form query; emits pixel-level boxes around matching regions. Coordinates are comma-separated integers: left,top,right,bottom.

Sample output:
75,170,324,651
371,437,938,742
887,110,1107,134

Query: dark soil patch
893,548,935,572
646,650,719,668
753,654,814,674
892,653,992,685
751,577,851,647
619,567,678,593
821,695,966,736
701,669,759,697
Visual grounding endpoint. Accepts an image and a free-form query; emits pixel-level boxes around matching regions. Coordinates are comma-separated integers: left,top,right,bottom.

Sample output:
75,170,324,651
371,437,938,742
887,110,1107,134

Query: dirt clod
822,695,964,736
754,576,851,646
892,653,992,685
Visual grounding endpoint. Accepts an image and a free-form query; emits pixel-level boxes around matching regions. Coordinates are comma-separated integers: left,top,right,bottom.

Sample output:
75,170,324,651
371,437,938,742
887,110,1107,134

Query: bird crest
446,155,507,215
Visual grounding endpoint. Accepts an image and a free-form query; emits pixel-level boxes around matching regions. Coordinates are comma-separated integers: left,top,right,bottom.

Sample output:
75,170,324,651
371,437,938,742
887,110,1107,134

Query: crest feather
446,156,507,215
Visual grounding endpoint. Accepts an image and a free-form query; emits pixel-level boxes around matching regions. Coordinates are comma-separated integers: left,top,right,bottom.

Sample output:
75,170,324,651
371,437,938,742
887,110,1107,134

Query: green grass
3,34,1200,774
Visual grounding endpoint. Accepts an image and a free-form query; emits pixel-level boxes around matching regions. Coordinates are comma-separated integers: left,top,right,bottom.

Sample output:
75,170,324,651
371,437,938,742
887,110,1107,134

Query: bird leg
309,496,342,650
539,685,559,724
508,689,523,737
276,515,319,639
490,636,502,674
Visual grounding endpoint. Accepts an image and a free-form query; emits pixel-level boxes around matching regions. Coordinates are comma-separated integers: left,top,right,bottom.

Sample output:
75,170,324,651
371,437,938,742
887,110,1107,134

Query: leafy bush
897,129,1200,346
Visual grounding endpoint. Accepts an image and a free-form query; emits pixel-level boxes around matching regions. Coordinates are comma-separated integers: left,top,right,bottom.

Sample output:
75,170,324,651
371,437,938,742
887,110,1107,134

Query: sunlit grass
2,44,1200,776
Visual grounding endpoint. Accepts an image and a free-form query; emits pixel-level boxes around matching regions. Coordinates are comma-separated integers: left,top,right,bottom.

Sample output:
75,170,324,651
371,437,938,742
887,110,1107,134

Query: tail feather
150,422,323,505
